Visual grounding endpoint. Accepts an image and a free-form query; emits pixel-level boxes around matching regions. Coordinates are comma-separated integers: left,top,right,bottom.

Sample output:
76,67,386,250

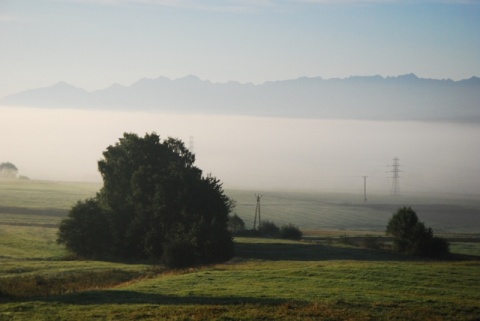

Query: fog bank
1,107,479,196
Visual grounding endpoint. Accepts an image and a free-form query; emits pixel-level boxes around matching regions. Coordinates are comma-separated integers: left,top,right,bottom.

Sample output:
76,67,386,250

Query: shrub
57,198,111,259
227,213,246,235
280,223,303,240
386,207,450,258
425,236,450,259
258,220,280,237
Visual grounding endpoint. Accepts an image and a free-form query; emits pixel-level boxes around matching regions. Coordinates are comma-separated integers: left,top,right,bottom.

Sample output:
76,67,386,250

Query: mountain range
2,74,480,122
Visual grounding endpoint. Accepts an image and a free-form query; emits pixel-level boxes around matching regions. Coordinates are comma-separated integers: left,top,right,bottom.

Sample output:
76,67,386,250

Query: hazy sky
1,0,480,97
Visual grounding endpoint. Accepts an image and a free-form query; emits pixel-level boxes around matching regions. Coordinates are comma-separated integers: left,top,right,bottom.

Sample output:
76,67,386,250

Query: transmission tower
388,157,402,196
253,194,262,230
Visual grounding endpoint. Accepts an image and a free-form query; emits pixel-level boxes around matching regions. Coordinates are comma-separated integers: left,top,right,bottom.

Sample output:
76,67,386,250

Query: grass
449,241,480,257
0,225,63,259
1,179,480,320
0,179,100,210
2,179,480,233
1,238,479,320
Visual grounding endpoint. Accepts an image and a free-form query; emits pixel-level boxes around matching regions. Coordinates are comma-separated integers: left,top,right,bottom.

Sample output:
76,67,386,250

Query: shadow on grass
234,239,410,262
36,290,292,306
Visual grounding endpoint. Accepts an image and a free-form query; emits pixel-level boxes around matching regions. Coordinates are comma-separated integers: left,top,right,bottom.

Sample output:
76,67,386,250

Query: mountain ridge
2,74,479,122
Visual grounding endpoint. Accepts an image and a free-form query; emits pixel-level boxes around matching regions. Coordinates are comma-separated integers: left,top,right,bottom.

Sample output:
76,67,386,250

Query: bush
425,236,450,259
279,223,303,240
227,213,246,235
57,198,111,259
386,207,450,258
258,220,280,237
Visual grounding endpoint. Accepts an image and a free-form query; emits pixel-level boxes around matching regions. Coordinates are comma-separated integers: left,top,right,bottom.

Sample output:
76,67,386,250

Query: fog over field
1,106,479,196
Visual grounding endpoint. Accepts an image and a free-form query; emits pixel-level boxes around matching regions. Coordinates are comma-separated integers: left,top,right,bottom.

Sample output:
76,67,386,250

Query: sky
1,0,480,97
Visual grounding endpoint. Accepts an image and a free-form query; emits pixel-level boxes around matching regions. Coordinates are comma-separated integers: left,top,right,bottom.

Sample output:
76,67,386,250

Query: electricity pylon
388,157,402,196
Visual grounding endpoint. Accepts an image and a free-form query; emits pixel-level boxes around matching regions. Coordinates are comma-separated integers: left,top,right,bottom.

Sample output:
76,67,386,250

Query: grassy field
1,179,480,320
228,189,480,234
2,179,480,232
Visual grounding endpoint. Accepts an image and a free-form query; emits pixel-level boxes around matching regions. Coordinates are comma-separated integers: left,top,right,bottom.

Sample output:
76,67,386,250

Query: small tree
279,223,303,240
0,162,18,179
386,207,449,258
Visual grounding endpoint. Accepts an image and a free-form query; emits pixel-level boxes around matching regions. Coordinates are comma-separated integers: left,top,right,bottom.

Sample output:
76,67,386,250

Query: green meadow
1,179,480,320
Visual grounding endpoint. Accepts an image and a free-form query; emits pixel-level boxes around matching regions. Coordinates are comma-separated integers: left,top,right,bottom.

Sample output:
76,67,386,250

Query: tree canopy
58,133,234,266
0,162,18,179
386,207,449,258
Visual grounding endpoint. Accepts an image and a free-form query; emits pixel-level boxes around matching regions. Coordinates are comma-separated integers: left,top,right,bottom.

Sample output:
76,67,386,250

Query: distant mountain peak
50,81,86,90
1,74,479,122
399,73,418,79
176,74,201,82
460,76,480,85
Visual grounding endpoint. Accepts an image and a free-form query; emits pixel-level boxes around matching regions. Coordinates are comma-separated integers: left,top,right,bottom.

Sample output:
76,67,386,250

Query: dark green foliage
57,132,234,266
258,220,280,236
386,207,449,258
247,221,303,240
57,198,111,259
426,236,450,258
279,223,303,240
162,239,196,269
227,213,245,235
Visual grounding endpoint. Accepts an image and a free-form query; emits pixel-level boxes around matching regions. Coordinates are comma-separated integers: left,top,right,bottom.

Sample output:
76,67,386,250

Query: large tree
0,162,18,179
58,133,234,266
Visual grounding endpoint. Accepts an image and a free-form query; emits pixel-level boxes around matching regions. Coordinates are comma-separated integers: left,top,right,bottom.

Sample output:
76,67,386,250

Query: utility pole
388,157,402,196
363,176,368,202
253,194,262,230
188,136,194,153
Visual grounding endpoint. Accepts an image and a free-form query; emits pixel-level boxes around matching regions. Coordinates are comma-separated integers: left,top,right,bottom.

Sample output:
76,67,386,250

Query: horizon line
3,73,479,97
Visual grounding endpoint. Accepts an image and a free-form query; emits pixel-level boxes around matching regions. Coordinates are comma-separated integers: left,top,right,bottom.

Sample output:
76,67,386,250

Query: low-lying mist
1,106,479,196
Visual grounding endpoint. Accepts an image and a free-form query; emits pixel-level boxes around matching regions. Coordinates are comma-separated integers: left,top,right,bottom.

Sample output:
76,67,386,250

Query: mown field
1,179,480,320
